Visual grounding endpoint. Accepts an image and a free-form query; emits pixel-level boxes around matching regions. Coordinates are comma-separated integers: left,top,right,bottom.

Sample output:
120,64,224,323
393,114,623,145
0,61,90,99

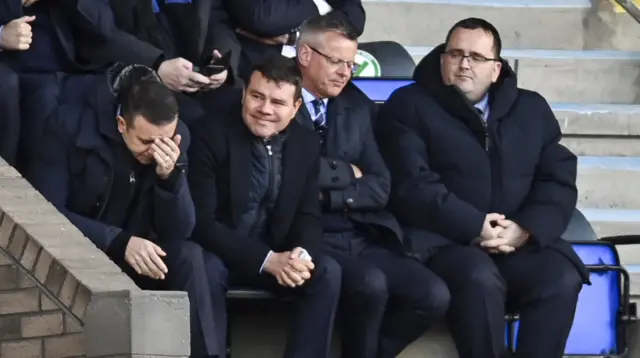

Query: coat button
330,161,338,169
345,198,354,205
95,202,100,207
331,176,339,182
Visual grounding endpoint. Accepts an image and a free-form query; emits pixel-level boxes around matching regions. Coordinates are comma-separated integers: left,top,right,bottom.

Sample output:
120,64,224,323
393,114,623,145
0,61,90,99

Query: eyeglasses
443,50,499,65
308,46,359,73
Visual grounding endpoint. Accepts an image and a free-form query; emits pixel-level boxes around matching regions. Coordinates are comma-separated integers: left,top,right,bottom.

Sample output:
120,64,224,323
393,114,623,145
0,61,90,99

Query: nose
258,101,273,115
458,56,472,70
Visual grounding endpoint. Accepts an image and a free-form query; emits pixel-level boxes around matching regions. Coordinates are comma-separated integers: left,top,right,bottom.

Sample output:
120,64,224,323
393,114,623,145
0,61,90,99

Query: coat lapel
228,121,252,225
325,96,348,157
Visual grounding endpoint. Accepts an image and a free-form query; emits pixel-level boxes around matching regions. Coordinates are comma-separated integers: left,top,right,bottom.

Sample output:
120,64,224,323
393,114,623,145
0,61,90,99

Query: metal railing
614,0,640,23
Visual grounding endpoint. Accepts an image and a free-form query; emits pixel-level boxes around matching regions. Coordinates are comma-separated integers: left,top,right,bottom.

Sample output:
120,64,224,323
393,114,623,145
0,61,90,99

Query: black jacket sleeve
73,0,164,67
322,116,390,211
205,0,242,85
0,0,21,26
227,0,318,37
377,92,485,244
286,142,323,257
188,121,271,276
29,112,124,252
511,94,578,247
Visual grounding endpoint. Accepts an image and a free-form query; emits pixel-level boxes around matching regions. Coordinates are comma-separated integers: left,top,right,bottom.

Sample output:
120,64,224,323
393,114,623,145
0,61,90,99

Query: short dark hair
445,17,502,57
249,55,303,102
299,14,359,42
115,65,178,127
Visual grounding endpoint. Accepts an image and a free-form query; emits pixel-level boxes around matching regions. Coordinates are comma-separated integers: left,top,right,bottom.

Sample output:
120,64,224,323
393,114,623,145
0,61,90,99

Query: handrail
614,0,640,24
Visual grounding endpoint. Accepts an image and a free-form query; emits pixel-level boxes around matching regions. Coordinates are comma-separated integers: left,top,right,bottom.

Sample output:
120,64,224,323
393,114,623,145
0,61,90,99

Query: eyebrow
137,128,178,144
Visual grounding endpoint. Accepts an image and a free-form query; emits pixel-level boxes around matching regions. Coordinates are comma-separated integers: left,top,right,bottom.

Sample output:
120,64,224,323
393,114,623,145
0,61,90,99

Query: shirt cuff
259,250,274,273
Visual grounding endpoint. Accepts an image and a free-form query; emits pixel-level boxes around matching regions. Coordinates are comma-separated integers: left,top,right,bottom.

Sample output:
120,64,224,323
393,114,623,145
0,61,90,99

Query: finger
496,219,513,227
289,261,310,274
481,238,510,248
154,245,167,257
210,71,227,82
148,249,168,275
17,42,30,50
187,71,210,85
179,84,201,93
161,137,180,156
127,257,143,275
283,267,303,284
172,134,182,147
142,254,165,279
152,150,166,165
154,138,174,158
498,245,515,253
17,16,36,23
136,257,155,278
486,213,505,222
279,272,296,288
212,49,221,57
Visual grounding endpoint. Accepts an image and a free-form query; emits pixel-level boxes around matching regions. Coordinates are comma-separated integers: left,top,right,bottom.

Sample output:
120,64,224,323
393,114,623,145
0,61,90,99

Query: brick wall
0,159,189,358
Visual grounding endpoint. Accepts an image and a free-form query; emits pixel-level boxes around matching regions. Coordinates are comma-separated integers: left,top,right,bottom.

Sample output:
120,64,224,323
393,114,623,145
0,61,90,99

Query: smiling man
188,54,341,358
376,18,588,358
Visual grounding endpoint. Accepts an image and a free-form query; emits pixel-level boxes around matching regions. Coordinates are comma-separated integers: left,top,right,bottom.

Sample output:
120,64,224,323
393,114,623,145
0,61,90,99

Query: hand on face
152,135,182,179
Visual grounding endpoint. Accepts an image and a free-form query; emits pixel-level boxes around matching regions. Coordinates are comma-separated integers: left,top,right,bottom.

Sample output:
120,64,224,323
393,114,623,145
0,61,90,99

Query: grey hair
297,14,359,48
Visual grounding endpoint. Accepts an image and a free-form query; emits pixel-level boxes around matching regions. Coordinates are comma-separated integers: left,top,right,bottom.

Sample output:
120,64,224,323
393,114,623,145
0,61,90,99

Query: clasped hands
477,213,530,254
264,247,315,288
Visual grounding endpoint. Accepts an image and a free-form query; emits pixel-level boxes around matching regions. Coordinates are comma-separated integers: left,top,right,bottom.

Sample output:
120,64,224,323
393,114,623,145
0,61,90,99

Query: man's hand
351,164,363,179
480,213,505,241
0,16,35,51
201,50,228,91
264,250,314,287
158,58,210,93
153,135,181,180
480,219,529,253
23,0,40,7
125,236,168,279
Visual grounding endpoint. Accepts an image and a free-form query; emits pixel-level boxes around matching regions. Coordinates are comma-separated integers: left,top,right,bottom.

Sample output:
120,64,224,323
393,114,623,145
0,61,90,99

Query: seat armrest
600,235,640,245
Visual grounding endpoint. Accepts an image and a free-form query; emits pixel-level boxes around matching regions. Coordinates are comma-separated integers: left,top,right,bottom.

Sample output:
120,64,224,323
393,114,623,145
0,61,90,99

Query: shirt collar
302,88,328,107
474,93,490,115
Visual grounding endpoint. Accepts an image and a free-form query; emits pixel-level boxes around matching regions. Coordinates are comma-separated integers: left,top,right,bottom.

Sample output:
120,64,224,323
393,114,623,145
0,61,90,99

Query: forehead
247,72,296,103
131,115,176,139
446,28,496,55
318,32,357,57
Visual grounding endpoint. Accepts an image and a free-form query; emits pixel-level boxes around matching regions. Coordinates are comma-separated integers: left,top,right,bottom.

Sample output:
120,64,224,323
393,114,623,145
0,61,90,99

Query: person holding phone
71,0,242,126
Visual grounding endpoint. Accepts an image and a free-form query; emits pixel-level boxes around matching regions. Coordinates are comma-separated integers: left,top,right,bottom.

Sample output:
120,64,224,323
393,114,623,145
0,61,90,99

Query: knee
162,240,206,271
415,276,450,317
538,264,582,301
310,255,342,292
350,266,389,304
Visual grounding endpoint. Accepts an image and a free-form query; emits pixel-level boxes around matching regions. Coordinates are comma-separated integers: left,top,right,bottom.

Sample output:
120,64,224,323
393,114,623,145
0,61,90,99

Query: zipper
248,140,276,236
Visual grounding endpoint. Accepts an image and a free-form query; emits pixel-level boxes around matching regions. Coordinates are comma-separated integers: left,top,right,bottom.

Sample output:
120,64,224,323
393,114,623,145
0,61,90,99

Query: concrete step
577,157,640,209
404,47,640,104
361,0,640,51
554,103,640,156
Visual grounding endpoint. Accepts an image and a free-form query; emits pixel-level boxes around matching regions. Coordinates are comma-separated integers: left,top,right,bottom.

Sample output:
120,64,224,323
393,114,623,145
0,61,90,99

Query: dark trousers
203,250,341,358
324,232,450,358
115,240,223,358
0,62,20,166
237,37,281,83
426,245,583,358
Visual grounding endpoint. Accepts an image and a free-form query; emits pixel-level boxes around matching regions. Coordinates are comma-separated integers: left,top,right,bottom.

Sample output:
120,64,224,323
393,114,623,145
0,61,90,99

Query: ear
116,115,127,134
491,61,502,83
292,97,302,113
297,44,312,67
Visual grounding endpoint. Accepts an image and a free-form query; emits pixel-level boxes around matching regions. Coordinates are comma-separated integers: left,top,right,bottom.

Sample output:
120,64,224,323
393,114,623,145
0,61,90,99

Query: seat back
356,41,416,78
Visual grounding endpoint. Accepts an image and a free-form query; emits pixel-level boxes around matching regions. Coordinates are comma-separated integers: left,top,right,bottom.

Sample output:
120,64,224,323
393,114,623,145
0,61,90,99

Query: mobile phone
196,51,231,76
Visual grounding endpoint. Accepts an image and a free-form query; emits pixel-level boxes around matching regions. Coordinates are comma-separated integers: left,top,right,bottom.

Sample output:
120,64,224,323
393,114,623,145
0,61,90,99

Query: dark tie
312,99,327,130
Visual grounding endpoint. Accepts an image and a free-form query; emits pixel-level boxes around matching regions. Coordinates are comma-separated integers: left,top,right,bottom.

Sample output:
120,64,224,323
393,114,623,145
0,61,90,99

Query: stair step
361,0,640,51
577,157,640,209
403,47,640,104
